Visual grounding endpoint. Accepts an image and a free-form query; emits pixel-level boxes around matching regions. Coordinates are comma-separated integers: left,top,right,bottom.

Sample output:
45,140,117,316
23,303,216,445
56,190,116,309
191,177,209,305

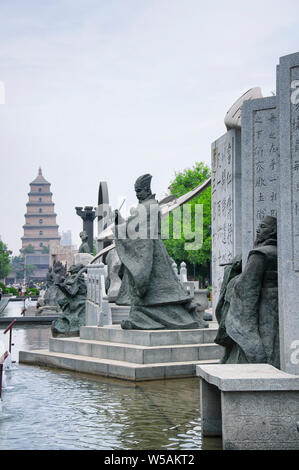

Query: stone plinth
19,324,223,381
196,364,299,450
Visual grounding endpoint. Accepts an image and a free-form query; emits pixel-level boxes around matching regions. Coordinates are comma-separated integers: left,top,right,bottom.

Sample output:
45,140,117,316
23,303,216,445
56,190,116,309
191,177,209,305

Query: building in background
21,167,60,252
21,168,61,282
60,230,72,246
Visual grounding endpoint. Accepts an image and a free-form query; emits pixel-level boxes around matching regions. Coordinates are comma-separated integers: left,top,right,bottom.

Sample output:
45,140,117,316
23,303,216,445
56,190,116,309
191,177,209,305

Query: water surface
0,301,222,450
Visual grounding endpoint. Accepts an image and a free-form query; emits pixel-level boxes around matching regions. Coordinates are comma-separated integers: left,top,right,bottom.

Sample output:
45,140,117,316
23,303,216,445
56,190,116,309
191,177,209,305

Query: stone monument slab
277,52,299,374
241,96,279,262
211,129,242,312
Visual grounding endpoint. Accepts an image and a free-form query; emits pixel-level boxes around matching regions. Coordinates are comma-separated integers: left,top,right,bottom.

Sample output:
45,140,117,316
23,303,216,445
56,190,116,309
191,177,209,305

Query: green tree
0,241,11,280
163,162,211,285
25,264,36,278
11,256,25,280
22,244,35,254
41,245,50,254
11,256,36,281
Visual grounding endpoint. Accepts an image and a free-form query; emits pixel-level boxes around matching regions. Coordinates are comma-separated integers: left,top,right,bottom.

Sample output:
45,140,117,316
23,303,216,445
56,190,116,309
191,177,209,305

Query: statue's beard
254,232,274,246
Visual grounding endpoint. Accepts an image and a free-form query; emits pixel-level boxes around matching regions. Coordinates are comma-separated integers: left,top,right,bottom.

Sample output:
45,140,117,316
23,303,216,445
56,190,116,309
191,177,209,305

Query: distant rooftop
30,167,50,185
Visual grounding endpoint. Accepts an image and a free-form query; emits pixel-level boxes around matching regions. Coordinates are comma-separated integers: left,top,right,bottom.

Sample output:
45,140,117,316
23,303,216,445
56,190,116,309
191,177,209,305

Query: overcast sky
0,0,298,254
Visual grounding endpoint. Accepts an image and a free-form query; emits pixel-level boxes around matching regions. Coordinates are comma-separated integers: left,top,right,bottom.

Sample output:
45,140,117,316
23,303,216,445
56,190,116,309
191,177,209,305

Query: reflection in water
0,302,222,450
0,366,222,450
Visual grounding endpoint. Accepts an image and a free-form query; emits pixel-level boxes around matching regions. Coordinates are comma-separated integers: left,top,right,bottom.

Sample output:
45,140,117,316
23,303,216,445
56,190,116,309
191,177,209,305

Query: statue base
19,322,222,381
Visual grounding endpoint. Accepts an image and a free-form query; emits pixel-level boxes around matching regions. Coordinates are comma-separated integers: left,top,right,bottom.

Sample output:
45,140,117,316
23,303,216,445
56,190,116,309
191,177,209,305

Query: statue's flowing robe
217,240,279,368
214,254,242,362
115,196,201,330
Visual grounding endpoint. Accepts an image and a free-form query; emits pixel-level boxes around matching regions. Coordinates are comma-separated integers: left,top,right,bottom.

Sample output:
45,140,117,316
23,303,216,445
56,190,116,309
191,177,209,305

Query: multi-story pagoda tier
21,168,60,253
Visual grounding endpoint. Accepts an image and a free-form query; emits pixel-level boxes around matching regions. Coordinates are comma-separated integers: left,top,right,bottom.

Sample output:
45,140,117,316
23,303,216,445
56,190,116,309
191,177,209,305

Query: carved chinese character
227,142,232,164
256,129,263,139
294,161,299,171
256,161,265,173
217,201,221,217
269,143,279,154
268,113,277,123
254,113,263,123
221,169,226,186
270,159,277,171
256,177,267,187
254,145,264,157
293,116,299,131
256,208,266,220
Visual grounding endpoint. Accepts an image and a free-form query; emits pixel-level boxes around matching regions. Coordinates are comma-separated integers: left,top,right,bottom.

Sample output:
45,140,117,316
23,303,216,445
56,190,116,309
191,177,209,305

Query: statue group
48,172,279,358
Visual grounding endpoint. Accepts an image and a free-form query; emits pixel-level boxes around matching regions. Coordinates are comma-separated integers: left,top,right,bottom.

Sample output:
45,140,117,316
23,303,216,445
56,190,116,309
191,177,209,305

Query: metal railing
3,318,17,355
0,351,8,399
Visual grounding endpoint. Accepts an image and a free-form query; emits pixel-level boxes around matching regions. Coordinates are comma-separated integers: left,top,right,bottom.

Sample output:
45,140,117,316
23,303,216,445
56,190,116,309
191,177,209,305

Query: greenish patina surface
215,216,279,368
51,263,87,337
115,174,207,330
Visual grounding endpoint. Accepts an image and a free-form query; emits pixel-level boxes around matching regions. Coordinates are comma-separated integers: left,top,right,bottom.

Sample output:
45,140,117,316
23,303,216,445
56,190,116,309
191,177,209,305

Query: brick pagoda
21,168,60,253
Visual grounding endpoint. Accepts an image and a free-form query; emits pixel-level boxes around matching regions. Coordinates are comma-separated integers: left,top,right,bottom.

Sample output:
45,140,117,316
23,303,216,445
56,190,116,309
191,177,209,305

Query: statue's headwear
134,174,152,191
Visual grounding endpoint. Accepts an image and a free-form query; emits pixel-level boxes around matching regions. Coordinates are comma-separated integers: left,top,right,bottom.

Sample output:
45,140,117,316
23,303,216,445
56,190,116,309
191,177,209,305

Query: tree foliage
0,241,11,279
11,256,35,280
163,162,211,282
22,244,35,254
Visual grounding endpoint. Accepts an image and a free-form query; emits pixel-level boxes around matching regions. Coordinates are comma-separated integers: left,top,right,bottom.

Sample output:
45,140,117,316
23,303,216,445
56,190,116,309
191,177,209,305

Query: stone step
80,325,218,346
49,336,223,364
110,304,130,324
19,349,220,381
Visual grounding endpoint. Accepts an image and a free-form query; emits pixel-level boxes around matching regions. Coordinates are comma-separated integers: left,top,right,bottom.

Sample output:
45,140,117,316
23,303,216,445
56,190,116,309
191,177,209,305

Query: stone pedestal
196,364,299,450
19,325,223,381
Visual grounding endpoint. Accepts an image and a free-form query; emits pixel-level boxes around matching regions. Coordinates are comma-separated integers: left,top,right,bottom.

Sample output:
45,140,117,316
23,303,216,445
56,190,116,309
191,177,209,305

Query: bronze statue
78,230,91,253
51,263,87,337
114,174,206,330
215,216,279,368
44,261,67,307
